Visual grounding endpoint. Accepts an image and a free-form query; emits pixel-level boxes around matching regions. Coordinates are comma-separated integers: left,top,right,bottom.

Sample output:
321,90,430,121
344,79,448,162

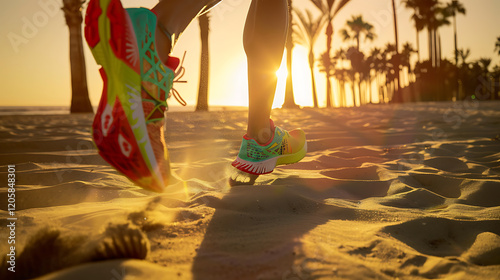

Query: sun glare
271,46,315,108
276,64,288,80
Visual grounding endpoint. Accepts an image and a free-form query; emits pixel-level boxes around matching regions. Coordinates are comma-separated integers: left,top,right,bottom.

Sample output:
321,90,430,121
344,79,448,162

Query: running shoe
232,120,307,175
84,0,177,192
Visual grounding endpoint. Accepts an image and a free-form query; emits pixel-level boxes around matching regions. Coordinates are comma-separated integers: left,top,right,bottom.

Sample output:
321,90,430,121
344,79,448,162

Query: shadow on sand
190,177,380,280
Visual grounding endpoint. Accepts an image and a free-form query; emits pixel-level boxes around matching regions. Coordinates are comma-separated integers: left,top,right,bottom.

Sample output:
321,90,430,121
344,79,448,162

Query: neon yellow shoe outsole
85,0,175,192
232,120,307,175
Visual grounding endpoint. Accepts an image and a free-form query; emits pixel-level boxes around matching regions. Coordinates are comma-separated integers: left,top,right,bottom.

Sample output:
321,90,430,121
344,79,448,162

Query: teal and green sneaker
232,120,307,175
85,0,182,192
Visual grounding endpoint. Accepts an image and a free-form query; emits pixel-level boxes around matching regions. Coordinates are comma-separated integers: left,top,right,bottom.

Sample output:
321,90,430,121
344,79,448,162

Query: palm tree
359,53,371,104
382,43,398,102
446,0,465,101
436,8,451,66
196,13,210,111
495,36,500,56
406,1,452,101
293,8,326,108
378,49,391,103
421,0,439,67
325,49,355,107
494,39,500,100
339,15,376,52
401,42,417,83
345,46,365,106
401,42,417,101
491,65,500,100
335,69,348,107
403,0,425,63
338,14,375,106
63,0,93,113
458,48,471,67
345,59,357,106
391,0,402,102
333,48,348,71
310,0,352,108
411,0,448,67
478,58,492,100
456,48,470,100
282,0,298,108
317,52,333,104
364,51,375,104
446,0,466,67
332,48,348,106
368,47,383,103
429,2,451,67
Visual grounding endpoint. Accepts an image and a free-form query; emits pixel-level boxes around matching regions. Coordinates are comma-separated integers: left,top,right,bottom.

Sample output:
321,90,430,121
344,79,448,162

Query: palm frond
339,28,350,41
333,0,351,17
309,0,329,16
293,8,327,47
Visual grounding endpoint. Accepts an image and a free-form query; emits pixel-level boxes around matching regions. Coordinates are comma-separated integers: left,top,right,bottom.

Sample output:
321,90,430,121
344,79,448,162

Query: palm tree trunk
196,13,210,111
64,0,92,113
376,73,381,103
437,30,441,68
357,75,362,105
453,15,459,101
453,16,458,66
391,0,402,103
282,0,297,108
342,81,347,107
338,81,344,107
367,75,372,104
433,28,438,67
351,80,356,106
325,21,333,108
69,24,92,113
385,77,390,102
415,27,420,63
309,51,318,108
428,28,434,67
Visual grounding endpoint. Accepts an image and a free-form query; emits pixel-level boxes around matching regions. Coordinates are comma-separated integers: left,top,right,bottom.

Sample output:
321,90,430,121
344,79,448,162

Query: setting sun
275,64,288,80
271,46,317,109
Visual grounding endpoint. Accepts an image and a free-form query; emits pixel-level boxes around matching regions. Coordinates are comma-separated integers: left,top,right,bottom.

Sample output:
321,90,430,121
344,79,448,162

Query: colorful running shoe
84,0,178,192
232,120,307,175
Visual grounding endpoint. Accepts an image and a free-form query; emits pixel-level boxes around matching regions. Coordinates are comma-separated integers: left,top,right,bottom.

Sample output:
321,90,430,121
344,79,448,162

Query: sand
0,101,499,280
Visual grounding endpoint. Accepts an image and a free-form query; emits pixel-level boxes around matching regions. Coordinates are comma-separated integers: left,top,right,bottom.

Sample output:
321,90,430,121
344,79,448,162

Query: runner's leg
243,0,288,144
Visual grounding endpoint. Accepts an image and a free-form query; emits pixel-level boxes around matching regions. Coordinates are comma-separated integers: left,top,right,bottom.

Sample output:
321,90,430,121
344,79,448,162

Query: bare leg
153,0,287,144
244,0,288,144
152,0,221,64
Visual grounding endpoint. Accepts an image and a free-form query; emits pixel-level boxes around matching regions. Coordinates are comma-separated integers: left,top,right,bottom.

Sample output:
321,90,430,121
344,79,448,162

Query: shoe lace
170,51,187,107
143,52,188,123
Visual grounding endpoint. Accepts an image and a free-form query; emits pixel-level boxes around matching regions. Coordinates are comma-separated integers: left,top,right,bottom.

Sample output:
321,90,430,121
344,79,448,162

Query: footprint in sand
0,223,150,280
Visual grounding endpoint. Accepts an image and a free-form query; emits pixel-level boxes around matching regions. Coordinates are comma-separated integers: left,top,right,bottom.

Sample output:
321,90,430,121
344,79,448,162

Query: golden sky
1,0,499,108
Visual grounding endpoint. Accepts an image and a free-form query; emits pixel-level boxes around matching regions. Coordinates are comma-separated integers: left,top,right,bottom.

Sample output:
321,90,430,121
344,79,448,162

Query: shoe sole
232,133,308,175
85,0,166,192
276,140,307,166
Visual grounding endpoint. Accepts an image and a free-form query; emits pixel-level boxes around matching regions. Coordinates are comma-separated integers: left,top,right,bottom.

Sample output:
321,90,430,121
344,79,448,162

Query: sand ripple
1,102,499,279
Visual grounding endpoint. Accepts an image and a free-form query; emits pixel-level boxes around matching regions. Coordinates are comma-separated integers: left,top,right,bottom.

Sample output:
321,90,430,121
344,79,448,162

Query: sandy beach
1,101,500,279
